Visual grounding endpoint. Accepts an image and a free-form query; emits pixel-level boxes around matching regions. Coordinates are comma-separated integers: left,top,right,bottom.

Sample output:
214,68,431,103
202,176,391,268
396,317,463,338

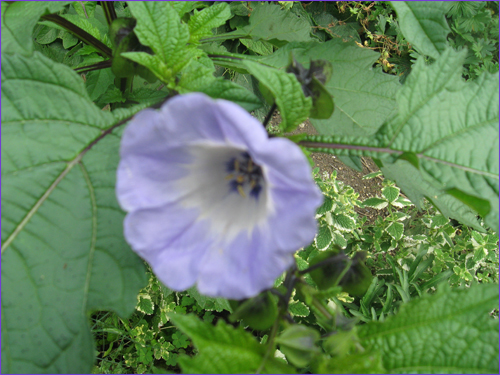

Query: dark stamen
227,152,264,199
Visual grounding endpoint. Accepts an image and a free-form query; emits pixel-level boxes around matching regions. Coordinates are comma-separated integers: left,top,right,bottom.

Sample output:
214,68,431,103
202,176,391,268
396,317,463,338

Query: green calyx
309,248,372,298
228,291,278,331
109,17,157,83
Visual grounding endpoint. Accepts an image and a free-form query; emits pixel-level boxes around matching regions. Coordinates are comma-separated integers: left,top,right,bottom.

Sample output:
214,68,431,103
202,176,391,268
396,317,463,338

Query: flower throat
226,152,263,199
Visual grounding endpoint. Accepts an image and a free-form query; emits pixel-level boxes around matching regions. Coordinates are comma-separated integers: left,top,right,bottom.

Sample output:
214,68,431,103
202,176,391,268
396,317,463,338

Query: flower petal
116,145,192,211
124,202,205,252
268,188,321,252
254,137,322,193
197,228,294,299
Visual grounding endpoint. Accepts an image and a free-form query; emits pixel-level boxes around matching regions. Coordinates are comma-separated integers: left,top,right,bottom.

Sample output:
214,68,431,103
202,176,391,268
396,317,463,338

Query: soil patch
274,115,386,225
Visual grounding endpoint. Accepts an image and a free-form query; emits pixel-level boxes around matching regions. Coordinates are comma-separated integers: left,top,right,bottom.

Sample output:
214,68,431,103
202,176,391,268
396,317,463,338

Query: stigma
226,152,264,199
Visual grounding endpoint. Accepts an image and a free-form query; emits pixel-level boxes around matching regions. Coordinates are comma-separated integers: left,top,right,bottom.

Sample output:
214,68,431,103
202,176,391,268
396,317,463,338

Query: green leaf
303,47,498,229
390,1,451,59
317,196,334,215
382,186,400,203
446,188,491,218
169,1,206,17
60,14,108,45
289,301,310,317
358,284,499,373
187,287,232,313
380,160,483,231
85,68,115,101
260,39,400,137
198,78,263,112
381,48,498,229
137,295,155,315
125,1,199,84
1,1,71,56
244,60,311,132
332,232,347,248
386,222,404,241
1,52,146,373
168,313,296,374
188,2,231,43
240,39,274,55
177,55,216,92
276,325,320,368
315,224,333,251
33,24,59,45
314,350,385,374
329,213,356,231
337,155,363,172
233,2,312,47
229,292,278,331
362,197,389,209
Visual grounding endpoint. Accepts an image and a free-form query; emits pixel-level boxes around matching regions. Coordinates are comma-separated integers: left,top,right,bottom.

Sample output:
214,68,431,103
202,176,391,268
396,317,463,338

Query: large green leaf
358,284,499,373
301,48,499,229
259,39,401,137
380,47,499,229
243,60,311,132
124,1,199,84
390,2,451,59
1,52,146,373
169,313,296,374
230,2,312,47
1,1,71,56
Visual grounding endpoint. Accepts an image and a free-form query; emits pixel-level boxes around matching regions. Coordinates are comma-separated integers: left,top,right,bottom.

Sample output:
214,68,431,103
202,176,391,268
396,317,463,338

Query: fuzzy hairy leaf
169,313,296,374
125,1,199,84
358,284,499,373
302,47,498,229
244,60,311,132
259,39,400,137
391,1,451,59
169,1,206,17
1,52,146,373
188,2,231,43
235,2,312,47
381,48,498,229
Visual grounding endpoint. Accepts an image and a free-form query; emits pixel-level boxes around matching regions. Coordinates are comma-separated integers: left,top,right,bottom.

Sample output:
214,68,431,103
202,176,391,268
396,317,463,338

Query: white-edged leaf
382,186,400,203
386,222,404,241
362,197,389,209
315,224,333,250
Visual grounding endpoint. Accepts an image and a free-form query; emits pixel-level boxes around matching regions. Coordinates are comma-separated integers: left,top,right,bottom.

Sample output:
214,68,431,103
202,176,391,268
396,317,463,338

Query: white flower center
175,142,272,241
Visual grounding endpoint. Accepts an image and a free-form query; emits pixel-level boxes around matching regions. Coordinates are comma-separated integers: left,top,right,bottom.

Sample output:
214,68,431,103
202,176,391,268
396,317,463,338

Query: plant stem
74,60,112,73
263,102,277,129
101,1,117,26
255,313,279,374
299,253,349,275
298,140,403,155
41,14,112,58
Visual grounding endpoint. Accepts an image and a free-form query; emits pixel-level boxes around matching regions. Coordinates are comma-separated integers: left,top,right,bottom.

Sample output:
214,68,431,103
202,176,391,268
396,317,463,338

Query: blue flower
116,93,322,299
